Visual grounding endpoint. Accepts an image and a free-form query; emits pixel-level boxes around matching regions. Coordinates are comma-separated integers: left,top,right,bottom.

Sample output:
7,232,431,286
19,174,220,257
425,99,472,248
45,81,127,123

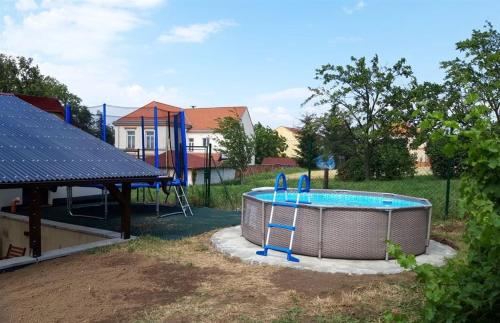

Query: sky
0,0,499,128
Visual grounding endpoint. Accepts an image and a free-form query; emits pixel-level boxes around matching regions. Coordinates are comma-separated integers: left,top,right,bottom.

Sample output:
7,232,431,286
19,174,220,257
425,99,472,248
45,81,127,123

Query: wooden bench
1,244,27,259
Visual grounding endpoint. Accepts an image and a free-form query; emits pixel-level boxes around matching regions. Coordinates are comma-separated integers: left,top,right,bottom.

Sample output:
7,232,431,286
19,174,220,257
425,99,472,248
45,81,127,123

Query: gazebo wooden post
28,186,42,257
105,182,132,239
121,182,132,239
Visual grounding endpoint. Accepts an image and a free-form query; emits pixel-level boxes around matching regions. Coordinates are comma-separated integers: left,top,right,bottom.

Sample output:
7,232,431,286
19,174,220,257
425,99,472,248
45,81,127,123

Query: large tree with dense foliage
0,54,114,144
307,55,416,179
411,22,499,178
214,115,255,183
253,122,287,164
389,23,499,322
441,21,499,123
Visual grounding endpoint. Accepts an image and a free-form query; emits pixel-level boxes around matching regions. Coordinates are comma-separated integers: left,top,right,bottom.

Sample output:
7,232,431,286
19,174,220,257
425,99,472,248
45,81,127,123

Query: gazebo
0,94,163,257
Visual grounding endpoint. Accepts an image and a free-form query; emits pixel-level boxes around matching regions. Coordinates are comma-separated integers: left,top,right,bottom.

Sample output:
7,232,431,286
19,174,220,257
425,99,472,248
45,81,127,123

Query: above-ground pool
241,189,432,260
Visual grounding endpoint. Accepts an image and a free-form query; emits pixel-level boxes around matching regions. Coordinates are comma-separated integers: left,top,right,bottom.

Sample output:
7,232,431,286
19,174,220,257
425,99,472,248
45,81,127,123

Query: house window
146,130,155,149
126,130,135,149
188,138,194,151
202,137,209,147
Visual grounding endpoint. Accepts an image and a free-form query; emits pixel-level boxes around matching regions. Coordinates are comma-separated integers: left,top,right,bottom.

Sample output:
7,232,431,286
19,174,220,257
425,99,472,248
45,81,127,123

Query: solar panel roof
0,94,162,187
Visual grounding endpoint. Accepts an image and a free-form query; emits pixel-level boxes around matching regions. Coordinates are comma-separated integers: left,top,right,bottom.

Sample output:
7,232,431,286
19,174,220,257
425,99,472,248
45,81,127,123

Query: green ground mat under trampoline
16,203,240,240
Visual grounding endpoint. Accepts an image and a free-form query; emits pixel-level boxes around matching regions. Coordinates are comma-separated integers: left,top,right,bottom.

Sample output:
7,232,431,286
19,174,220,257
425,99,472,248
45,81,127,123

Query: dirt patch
0,233,424,322
271,268,415,297
0,251,222,323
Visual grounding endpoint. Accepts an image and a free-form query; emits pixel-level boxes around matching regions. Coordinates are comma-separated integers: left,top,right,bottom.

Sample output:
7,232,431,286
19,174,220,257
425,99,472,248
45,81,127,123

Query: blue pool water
251,191,428,208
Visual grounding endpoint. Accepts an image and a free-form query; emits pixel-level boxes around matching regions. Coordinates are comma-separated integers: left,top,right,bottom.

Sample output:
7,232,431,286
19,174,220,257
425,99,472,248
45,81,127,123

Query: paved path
211,225,456,275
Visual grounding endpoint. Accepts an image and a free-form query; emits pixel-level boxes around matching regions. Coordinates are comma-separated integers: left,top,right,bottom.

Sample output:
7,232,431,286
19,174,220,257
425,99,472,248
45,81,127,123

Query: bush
337,138,415,181
337,156,366,181
426,136,466,178
372,138,416,180
390,107,500,322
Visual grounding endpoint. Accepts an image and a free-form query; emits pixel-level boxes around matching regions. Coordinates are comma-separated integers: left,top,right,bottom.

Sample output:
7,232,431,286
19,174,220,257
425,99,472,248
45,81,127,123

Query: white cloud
1,3,142,61
343,0,365,14
39,60,188,108
158,20,235,43
249,87,329,128
257,87,311,102
86,0,165,9
249,106,295,127
0,0,184,115
15,0,38,11
38,0,164,9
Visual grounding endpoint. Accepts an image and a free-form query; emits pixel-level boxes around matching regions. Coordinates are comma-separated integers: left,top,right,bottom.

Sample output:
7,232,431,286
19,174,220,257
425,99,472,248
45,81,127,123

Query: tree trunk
364,145,371,180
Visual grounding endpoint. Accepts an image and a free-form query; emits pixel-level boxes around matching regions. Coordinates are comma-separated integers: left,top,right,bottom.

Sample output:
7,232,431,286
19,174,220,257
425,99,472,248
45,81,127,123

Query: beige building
275,126,300,158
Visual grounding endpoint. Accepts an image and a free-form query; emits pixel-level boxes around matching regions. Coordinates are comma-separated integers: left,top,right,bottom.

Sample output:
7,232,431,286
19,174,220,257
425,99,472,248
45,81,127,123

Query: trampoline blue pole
141,116,146,161
101,103,107,142
173,114,180,178
64,103,71,124
154,105,159,169
179,111,188,186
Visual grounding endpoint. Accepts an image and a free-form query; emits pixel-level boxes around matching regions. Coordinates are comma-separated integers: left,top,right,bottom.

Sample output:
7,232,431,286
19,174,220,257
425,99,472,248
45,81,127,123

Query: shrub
426,136,466,178
372,138,416,180
389,107,500,322
337,156,366,181
338,138,415,181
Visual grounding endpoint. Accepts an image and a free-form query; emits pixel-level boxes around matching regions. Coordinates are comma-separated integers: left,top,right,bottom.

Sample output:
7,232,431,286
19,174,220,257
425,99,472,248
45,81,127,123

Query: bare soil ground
0,229,446,323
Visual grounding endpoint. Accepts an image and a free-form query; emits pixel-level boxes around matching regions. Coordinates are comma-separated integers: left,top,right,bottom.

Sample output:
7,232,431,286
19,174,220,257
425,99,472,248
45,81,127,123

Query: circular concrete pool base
211,226,456,275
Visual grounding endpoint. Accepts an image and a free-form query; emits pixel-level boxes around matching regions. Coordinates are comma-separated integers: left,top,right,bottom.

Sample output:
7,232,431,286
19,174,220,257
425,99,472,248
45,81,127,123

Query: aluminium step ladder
256,173,311,262
158,177,194,218
174,184,193,217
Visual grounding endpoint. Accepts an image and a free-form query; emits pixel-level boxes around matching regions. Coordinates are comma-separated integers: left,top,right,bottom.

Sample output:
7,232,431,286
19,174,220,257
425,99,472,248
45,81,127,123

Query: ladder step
265,244,291,253
272,201,298,208
268,223,295,231
285,199,311,204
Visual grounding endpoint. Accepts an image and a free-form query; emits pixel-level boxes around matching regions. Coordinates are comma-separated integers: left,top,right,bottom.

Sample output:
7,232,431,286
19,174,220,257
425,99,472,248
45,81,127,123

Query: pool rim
244,188,432,211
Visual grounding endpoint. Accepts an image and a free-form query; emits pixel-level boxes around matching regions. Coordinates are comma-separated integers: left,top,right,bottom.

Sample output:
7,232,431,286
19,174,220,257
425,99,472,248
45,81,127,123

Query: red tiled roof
184,106,247,131
284,126,300,134
114,101,182,125
144,151,223,169
277,126,300,134
15,94,64,116
261,157,298,167
113,101,248,130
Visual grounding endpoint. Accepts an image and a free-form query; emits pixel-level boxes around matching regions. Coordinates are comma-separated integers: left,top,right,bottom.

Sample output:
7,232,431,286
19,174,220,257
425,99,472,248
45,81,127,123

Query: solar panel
0,94,161,186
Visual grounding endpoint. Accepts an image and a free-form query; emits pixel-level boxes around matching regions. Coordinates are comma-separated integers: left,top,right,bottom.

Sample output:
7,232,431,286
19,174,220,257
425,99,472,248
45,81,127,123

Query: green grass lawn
135,167,461,221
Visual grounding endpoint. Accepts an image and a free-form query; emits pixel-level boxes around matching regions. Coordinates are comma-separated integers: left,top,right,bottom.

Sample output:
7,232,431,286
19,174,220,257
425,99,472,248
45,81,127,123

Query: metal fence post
240,195,244,236
445,158,452,219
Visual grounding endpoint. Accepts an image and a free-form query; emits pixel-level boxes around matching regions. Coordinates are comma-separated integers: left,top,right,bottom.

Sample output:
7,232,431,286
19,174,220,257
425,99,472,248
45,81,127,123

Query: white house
112,101,255,184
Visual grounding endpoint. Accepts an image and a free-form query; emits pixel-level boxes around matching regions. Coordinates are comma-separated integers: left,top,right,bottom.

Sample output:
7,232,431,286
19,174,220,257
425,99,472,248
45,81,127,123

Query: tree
306,55,416,179
412,22,499,178
0,53,114,144
295,114,320,168
253,123,287,164
388,24,500,322
214,115,255,184
441,21,499,123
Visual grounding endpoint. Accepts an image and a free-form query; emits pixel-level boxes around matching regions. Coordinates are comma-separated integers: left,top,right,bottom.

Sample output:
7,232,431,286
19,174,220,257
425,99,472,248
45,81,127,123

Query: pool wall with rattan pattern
241,189,432,260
